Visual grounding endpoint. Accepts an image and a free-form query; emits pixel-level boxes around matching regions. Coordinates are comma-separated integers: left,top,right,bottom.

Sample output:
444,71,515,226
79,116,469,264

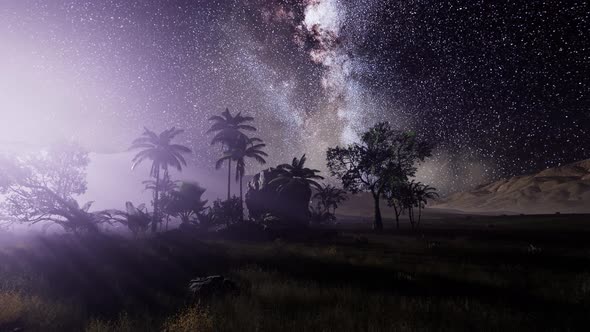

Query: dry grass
2,218,590,331
162,306,214,332
0,290,78,331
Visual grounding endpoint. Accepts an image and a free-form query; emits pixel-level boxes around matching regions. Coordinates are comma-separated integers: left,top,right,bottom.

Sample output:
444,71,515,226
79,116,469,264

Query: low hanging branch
0,142,100,233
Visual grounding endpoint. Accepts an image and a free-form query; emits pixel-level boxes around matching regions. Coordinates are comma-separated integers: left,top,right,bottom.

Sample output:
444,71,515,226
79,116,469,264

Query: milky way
0,0,588,193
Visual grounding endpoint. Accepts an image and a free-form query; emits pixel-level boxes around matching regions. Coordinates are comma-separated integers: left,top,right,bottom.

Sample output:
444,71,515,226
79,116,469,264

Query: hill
434,159,590,214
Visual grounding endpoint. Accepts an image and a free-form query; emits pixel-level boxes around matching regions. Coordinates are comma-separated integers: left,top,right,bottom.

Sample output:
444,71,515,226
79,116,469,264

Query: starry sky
0,0,588,193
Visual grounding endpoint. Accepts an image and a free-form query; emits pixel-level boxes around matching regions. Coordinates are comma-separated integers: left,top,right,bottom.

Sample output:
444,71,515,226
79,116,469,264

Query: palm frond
248,137,263,144
142,127,159,141
248,144,266,150
129,142,155,150
208,115,225,122
306,179,323,190
252,154,267,164
298,154,307,168
215,156,230,170
171,150,188,167
170,144,192,153
237,124,257,131
131,155,150,170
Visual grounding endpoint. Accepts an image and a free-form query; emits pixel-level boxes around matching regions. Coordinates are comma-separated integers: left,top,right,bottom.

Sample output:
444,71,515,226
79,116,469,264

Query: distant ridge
434,159,590,214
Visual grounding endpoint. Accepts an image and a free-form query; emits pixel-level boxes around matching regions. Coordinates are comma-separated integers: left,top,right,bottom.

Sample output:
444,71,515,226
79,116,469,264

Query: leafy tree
207,109,257,200
0,142,100,233
270,155,323,193
129,127,191,233
215,136,267,220
167,182,208,225
326,122,432,231
383,181,406,230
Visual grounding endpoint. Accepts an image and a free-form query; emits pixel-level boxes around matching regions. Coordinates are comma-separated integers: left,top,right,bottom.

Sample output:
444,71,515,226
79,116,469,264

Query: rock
189,275,239,301
245,167,311,226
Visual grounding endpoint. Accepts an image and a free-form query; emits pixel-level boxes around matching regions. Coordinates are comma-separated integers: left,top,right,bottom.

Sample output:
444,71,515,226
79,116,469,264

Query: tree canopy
326,122,433,231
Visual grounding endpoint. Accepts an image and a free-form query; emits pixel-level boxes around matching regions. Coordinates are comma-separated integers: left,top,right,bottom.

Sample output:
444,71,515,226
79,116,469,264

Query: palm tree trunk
227,159,231,200
152,167,160,233
240,174,244,222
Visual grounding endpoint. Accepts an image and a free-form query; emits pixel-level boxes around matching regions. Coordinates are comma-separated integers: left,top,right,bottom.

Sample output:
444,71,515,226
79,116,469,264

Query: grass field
1,213,590,331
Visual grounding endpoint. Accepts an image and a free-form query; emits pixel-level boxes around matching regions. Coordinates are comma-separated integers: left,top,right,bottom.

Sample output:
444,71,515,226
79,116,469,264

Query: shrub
211,197,242,226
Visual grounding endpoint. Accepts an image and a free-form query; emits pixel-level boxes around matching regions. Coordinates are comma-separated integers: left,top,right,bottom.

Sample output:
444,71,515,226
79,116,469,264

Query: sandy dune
434,159,590,214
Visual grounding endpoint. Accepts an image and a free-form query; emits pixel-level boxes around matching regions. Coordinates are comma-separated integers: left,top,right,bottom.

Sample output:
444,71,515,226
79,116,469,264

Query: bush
211,197,242,226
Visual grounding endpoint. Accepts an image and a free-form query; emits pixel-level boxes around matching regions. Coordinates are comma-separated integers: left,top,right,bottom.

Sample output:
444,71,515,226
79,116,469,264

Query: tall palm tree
270,155,324,193
216,137,268,219
208,108,257,199
129,127,191,233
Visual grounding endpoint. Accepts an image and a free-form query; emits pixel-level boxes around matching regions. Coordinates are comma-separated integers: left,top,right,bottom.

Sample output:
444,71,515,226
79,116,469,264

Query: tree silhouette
129,127,191,233
270,155,324,193
167,182,208,225
0,142,100,233
313,184,347,216
405,181,438,228
216,136,268,220
327,122,432,232
143,172,179,230
207,108,256,200
384,181,406,230
211,196,242,227
98,202,151,238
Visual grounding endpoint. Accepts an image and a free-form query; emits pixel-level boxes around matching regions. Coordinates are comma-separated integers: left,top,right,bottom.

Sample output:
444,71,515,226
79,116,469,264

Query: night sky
0,0,588,193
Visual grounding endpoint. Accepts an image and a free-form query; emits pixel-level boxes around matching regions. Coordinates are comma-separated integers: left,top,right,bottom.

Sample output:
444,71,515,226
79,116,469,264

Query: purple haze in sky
1,0,588,200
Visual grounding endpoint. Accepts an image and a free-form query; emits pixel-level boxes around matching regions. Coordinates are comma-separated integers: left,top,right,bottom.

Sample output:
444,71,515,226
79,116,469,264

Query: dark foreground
1,213,590,331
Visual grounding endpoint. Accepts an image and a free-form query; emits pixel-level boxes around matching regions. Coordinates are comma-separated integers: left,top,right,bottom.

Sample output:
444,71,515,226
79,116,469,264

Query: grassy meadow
1,213,590,331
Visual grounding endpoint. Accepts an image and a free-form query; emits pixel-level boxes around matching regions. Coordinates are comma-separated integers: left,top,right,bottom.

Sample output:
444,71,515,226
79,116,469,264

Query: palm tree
208,108,257,200
143,172,179,230
414,183,438,228
314,184,347,216
270,155,324,193
129,127,191,233
216,137,268,220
